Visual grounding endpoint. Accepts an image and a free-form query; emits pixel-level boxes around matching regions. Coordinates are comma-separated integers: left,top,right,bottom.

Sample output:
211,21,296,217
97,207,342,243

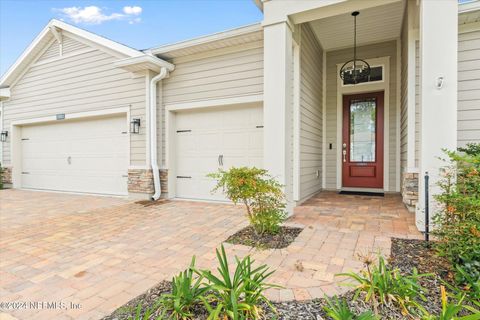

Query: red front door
342,92,384,189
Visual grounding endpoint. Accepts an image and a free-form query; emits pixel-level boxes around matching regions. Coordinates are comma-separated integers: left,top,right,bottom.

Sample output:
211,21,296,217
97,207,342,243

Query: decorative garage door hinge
121,131,127,134
21,138,30,141
176,130,192,133
176,176,192,179
21,172,30,174
122,175,128,177
256,125,264,128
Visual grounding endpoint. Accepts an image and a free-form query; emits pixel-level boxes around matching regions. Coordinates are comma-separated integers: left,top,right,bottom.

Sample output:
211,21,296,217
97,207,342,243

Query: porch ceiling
308,1,404,51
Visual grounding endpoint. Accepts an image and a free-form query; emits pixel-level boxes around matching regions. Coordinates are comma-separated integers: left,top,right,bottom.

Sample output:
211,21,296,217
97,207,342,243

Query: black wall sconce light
130,118,141,134
0,131,8,142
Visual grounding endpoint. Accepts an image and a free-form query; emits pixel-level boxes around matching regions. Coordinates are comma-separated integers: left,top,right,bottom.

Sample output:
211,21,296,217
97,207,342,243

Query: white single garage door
21,115,128,195
175,104,263,201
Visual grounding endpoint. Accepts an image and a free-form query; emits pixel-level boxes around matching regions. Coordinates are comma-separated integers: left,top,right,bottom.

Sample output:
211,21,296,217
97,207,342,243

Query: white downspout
150,67,169,200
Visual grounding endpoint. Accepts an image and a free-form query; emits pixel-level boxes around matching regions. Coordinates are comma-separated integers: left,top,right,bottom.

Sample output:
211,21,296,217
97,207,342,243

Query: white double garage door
20,115,129,195
19,104,263,200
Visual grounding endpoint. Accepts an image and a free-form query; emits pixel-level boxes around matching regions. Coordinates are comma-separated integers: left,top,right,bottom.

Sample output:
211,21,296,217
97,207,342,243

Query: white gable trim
52,20,142,58
0,23,51,86
0,19,159,87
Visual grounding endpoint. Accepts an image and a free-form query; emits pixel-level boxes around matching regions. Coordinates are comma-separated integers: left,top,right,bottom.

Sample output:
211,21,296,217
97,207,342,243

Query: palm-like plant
159,257,208,319
337,255,431,317
323,296,377,320
198,245,279,319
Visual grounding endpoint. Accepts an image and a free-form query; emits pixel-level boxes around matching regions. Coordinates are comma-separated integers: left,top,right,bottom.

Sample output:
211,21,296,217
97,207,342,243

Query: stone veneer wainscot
402,172,419,212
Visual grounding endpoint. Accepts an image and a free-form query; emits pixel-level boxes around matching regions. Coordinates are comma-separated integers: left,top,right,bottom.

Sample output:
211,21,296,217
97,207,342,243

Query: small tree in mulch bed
208,167,288,236
434,143,480,299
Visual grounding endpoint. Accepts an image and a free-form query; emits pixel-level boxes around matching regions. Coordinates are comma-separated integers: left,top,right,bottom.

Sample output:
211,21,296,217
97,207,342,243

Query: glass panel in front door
349,98,376,162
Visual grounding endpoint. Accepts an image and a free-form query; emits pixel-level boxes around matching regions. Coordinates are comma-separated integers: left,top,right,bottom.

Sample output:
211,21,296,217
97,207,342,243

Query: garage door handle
67,156,72,165
218,154,223,166
177,176,192,179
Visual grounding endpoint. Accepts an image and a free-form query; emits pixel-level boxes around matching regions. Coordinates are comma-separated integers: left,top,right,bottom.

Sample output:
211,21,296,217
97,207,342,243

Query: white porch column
417,0,458,230
263,21,294,206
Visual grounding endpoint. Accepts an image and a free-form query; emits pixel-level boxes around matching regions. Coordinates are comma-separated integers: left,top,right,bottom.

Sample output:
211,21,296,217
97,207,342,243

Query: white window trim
340,64,385,87
336,56,391,191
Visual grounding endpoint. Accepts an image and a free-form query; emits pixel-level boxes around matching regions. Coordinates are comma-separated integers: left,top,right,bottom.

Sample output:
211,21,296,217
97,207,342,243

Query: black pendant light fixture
339,11,371,84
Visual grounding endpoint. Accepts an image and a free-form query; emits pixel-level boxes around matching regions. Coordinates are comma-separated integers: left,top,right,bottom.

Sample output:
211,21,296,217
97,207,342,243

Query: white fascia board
1,19,145,86
114,55,175,73
147,23,262,55
49,19,144,57
0,87,10,100
50,20,143,58
459,1,480,14
0,23,51,86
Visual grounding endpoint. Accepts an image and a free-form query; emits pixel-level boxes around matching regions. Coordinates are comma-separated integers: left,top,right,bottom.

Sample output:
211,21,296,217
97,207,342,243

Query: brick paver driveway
0,189,421,320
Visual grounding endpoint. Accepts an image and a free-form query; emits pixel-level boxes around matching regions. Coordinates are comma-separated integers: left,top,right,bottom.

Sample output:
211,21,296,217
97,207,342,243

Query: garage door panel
223,131,249,150
21,115,128,195
175,104,263,201
71,157,127,171
176,176,223,200
222,154,263,169
176,156,219,175
23,174,127,195
198,133,222,152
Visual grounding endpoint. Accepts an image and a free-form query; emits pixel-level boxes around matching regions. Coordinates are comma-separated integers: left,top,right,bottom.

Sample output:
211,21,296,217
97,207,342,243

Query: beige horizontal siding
299,24,323,201
62,35,89,55
325,40,398,191
159,36,264,164
37,39,59,62
162,42,263,105
2,37,147,166
458,29,480,146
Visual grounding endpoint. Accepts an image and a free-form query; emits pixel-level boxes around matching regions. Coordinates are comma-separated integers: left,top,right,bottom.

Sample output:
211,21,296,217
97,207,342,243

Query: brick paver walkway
0,189,421,320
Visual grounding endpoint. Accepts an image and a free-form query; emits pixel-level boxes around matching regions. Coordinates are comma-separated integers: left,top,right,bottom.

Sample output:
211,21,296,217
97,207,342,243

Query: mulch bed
103,238,475,320
225,226,303,249
102,281,172,320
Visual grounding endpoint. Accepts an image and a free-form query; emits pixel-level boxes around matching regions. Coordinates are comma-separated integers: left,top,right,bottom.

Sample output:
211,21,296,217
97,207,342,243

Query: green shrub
208,167,287,235
198,245,278,319
323,296,377,320
458,143,480,156
338,255,431,317
434,144,480,298
159,257,208,319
